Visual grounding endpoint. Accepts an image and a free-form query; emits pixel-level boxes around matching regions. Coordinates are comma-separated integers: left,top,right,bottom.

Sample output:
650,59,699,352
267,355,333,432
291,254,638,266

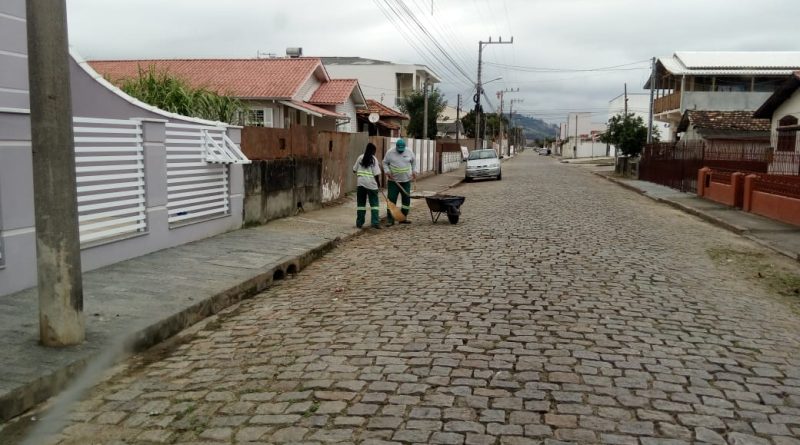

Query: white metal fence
165,122,230,225
73,117,147,245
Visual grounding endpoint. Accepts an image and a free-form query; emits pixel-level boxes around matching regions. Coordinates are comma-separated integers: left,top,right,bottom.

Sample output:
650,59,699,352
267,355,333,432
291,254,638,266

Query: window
777,115,799,152
753,77,784,93
245,108,274,127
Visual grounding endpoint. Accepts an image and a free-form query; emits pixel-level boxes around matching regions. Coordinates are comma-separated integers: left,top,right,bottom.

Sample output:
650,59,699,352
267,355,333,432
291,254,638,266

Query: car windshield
468,150,497,161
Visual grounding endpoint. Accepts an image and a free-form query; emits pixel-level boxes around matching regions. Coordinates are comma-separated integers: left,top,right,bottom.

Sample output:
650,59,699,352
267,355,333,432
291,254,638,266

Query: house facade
90,58,367,133
357,99,408,137
754,72,800,150
646,51,800,140
322,57,440,111
677,110,770,145
1,0,248,297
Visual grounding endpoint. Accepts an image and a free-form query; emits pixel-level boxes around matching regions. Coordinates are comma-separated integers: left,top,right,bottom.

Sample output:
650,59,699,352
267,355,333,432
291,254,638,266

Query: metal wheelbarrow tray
424,194,466,224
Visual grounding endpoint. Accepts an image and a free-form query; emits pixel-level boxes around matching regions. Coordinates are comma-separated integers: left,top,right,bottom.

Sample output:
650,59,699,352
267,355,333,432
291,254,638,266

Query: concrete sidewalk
0,167,465,422
593,169,800,261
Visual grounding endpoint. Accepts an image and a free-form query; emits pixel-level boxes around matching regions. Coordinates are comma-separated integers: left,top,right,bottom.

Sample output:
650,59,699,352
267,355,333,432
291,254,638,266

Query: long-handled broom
380,187,406,223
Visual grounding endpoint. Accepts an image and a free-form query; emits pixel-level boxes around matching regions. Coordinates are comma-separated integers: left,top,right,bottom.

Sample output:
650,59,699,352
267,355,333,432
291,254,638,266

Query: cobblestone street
46,153,800,444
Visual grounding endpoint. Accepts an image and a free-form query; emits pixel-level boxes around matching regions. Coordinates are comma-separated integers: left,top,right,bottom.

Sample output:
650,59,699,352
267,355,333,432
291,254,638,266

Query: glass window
468,149,498,160
753,77,784,92
246,109,265,127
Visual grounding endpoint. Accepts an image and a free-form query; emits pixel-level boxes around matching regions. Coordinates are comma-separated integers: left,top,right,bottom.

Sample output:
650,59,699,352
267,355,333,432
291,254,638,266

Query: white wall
608,93,673,142
335,98,357,133
770,89,800,133
325,63,437,111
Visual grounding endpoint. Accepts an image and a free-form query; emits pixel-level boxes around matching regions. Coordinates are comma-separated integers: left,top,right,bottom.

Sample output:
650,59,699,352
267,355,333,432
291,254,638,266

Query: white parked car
465,149,501,181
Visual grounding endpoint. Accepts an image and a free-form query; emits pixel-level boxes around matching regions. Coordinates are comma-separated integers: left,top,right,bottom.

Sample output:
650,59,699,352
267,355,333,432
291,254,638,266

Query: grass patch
303,401,320,417
707,247,800,312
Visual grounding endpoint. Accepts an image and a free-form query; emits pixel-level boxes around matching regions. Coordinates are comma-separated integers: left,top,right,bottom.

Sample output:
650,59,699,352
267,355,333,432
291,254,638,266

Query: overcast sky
66,0,798,124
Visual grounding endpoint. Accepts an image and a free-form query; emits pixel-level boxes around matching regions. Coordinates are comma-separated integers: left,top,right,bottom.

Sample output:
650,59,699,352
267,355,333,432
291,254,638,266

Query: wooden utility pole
422,78,429,140
26,0,85,346
474,36,513,150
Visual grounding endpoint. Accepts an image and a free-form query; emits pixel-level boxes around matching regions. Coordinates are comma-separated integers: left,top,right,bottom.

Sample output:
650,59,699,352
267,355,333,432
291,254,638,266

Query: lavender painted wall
0,0,246,297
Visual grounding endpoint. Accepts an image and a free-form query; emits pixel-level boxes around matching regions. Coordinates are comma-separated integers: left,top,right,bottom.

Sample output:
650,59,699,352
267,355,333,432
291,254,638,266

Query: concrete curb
0,228,364,423
592,171,800,262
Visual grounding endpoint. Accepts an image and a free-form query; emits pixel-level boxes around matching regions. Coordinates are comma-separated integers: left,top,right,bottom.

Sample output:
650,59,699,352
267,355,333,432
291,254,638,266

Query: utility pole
624,83,628,117
496,88,519,156
455,93,461,144
26,0,85,346
474,36,513,150
422,78,429,140
648,56,656,143
509,98,523,150
574,114,579,159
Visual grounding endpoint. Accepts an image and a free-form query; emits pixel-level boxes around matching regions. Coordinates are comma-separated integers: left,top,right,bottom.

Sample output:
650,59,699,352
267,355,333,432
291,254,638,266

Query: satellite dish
368,113,380,123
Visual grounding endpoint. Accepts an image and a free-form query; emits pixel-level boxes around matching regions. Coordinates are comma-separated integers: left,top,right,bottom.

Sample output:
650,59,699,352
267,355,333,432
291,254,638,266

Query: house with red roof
89,57,367,132
356,99,409,137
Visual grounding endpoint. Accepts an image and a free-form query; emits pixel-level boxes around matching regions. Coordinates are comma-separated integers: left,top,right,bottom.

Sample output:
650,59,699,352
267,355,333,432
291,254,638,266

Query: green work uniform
382,147,416,224
353,155,381,228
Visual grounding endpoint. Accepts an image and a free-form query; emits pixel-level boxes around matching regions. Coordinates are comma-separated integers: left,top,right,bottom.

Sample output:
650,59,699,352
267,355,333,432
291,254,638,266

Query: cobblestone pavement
46,153,800,444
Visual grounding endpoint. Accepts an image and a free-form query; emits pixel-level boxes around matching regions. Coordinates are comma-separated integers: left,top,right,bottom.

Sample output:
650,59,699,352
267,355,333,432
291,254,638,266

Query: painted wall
770,88,800,133
682,91,774,113
0,0,245,297
325,63,436,111
608,93,673,143
335,98,357,133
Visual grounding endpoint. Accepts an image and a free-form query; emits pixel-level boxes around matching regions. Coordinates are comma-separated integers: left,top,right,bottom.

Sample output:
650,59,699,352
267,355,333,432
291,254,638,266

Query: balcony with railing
654,92,681,114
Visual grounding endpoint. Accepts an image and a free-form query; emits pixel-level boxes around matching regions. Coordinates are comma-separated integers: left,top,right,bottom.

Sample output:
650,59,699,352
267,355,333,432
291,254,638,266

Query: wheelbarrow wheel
447,213,459,224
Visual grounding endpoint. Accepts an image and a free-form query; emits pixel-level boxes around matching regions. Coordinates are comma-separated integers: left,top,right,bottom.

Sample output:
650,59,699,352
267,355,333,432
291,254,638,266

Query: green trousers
387,181,411,224
356,186,380,227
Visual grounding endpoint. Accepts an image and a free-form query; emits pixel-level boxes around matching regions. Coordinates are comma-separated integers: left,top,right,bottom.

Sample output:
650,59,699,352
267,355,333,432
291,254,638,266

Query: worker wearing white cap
382,138,416,225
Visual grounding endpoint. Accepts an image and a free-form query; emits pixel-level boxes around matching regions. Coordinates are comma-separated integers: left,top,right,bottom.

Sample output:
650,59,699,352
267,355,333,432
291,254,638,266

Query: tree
118,66,245,125
398,87,447,139
460,108,511,141
600,112,660,157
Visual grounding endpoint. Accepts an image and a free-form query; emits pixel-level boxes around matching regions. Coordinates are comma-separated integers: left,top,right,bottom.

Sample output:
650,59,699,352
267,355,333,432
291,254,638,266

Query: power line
483,59,651,73
372,0,467,88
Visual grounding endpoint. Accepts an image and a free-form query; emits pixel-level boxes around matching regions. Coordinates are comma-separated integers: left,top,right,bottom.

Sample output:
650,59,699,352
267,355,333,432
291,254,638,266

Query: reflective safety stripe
356,206,367,211
401,205,411,210
390,166,412,173
357,172,374,177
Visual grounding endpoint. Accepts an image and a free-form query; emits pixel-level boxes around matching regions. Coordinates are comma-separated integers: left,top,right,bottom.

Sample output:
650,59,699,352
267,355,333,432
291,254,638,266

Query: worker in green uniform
353,142,382,229
382,138,416,225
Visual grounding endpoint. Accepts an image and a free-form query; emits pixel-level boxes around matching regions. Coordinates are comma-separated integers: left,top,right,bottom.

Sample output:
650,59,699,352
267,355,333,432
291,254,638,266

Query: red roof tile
309,79,358,105
283,100,345,118
89,58,325,99
358,99,409,119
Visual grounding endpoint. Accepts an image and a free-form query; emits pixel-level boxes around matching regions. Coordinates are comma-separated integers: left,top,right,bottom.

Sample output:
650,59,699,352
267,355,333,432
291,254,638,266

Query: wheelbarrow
424,194,466,224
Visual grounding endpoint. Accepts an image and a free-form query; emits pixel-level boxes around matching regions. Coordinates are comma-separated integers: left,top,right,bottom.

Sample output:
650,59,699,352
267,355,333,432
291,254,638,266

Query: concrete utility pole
508,98,523,149
422,78,429,140
574,114,579,159
648,56,656,143
624,83,628,116
496,88,519,156
474,36,513,150
26,0,85,346
455,93,461,144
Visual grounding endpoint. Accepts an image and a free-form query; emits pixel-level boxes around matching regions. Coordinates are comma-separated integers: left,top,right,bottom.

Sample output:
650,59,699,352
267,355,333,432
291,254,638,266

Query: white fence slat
78,197,145,213
80,222,147,243
166,123,230,225
73,118,148,245
76,172,143,183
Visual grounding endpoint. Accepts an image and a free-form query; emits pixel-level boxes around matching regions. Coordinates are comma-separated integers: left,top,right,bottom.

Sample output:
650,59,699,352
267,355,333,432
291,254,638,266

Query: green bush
118,66,245,124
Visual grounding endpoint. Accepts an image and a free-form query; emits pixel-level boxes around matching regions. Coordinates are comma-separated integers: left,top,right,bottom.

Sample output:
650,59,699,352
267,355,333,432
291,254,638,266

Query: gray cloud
66,0,797,124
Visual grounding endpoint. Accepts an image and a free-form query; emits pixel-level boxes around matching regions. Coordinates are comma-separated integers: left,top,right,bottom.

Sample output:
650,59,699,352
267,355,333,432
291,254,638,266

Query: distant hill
512,115,558,141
